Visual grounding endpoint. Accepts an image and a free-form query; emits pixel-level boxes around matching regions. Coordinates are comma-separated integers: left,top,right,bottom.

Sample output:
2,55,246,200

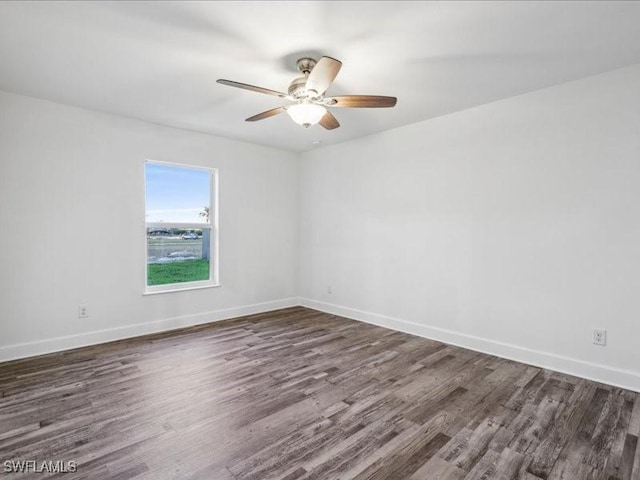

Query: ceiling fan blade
305,56,342,95
217,79,288,98
327,95,397,108
319,111,340,130
245,107,286,122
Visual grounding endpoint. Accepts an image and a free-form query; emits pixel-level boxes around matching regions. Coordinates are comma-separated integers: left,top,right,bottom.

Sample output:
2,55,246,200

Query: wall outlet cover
593,328,606,346
78,304,89,319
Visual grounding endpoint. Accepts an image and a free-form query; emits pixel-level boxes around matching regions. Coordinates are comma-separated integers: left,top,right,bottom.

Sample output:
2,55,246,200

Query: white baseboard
4,296,639,393
0,298,299,363
298,297,640,393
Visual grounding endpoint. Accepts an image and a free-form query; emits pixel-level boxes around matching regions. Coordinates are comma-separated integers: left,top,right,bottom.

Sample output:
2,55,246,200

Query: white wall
2,64,639,392
0,91,299,360
299,64,640,391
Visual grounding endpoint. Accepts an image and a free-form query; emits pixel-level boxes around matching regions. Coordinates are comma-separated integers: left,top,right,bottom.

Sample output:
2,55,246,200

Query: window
144,161,218,293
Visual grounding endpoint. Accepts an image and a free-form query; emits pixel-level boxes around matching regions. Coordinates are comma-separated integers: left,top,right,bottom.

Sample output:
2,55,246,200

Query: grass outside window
147,259,210,286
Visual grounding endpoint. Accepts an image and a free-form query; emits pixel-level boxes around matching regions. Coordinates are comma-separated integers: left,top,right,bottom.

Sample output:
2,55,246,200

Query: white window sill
143,283,221,296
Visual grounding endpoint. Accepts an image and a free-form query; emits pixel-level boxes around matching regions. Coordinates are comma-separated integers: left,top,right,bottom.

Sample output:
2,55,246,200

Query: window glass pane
146,228,211,286
145,163,211,224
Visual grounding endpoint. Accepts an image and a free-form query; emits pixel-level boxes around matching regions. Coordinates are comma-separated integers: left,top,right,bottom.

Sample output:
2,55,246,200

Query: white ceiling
1,1,640,152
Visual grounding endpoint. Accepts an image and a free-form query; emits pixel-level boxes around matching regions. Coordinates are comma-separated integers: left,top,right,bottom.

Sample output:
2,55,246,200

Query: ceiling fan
217,56,397,130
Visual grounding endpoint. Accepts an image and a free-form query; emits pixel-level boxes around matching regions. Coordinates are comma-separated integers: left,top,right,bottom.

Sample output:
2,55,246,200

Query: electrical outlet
593,329,606,346
78,304,89,319
327,285,333,295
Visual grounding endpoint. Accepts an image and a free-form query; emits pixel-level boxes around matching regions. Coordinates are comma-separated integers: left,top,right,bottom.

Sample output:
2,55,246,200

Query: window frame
143,159,220,295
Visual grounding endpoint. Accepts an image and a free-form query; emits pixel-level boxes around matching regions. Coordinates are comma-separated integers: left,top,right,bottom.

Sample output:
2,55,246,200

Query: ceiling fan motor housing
288,77,308,98
288,57,323,99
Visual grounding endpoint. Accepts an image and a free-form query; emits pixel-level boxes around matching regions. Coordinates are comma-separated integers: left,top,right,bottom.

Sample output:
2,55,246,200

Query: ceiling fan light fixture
218,56,397,131
287,103,326,128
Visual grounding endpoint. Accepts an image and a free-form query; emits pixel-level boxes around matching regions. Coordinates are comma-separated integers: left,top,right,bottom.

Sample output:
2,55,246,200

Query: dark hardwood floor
0,307,638,479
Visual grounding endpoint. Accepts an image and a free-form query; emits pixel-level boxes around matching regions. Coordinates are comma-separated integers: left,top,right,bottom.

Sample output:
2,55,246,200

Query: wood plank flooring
0,307,638,479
